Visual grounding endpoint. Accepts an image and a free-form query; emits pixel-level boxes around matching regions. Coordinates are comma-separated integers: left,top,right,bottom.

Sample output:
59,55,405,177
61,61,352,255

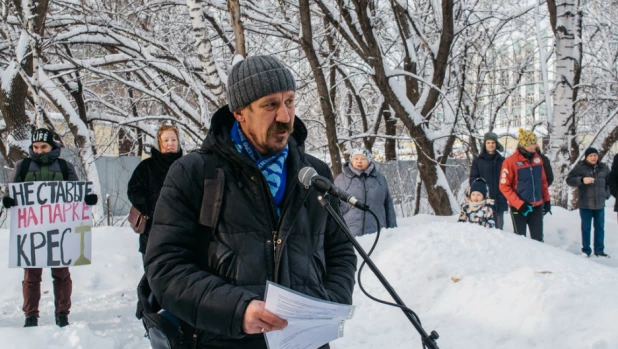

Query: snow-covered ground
0,226,147,348
1,203,618,349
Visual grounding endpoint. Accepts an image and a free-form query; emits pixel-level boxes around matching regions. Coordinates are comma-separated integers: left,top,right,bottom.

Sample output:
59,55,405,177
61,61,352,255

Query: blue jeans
579,208,605,255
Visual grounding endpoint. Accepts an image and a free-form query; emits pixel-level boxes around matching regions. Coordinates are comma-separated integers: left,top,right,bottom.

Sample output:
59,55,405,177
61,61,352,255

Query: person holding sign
2,128,97,328
127,125,183,264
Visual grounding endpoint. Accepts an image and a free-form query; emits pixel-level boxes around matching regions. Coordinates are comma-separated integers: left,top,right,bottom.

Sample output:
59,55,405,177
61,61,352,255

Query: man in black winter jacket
567,148,610,257
144,55,357,349
609,153,618,225
470,132,507,229
536,146,554,187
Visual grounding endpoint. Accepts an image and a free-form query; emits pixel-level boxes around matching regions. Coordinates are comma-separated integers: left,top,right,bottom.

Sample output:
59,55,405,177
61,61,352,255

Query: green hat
483,132,504,152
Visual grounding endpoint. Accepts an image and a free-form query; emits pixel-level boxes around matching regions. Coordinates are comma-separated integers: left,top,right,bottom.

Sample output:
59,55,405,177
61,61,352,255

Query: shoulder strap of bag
194,148,219,180
193,149,224,238
19,158,32,182
57,158,69,180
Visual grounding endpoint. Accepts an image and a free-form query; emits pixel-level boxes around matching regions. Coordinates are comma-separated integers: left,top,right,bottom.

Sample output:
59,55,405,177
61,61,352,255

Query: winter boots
55,313,69,327
23,314,69,327
595,252,610,258
24,317,38,327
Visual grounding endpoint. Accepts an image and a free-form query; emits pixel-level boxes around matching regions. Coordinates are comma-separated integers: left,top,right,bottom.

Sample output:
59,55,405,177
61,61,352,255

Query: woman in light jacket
334,148,397,237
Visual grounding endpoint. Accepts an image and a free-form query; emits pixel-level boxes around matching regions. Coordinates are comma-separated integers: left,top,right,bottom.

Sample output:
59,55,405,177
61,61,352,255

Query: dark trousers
510,205,543,242
495,211,505,230
23,268,72,318
579,208,605,255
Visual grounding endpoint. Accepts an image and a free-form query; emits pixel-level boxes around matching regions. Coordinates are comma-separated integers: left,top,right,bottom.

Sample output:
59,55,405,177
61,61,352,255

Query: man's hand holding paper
263,281,355,349
243,300,288,335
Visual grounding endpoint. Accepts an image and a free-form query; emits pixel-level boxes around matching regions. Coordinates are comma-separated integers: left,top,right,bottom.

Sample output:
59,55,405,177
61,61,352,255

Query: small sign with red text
8,181,93,268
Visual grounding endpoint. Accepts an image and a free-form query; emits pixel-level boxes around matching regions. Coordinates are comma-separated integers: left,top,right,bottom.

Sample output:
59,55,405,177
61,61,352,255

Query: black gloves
518,202,533,216
2,196,15,209
543,201,552,216
85,194,98,206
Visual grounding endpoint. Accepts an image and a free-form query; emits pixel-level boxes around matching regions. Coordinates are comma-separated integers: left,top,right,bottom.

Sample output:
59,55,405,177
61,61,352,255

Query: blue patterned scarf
230,121,288,215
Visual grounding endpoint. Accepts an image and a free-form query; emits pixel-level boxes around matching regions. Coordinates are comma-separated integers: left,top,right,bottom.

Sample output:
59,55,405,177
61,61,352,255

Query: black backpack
136,149,224,349
19,157,69,181
136,274,197,349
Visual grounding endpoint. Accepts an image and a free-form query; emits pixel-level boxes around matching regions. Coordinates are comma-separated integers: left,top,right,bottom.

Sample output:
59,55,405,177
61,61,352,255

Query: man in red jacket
500,129,551,241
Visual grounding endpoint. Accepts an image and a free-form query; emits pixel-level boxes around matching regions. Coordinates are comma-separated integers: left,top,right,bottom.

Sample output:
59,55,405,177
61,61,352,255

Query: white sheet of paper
263,281,354,349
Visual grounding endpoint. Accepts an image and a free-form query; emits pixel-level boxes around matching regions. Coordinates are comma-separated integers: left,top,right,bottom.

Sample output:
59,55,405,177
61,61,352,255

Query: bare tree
228,0,246,58
3,0,616,219
303,0,458,214
571,1,618,163
0,0,49,163
298,0,343,176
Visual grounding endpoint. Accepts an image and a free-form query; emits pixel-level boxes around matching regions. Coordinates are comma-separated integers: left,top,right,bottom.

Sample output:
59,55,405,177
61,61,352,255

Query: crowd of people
0,54,615,349
461,128,612,260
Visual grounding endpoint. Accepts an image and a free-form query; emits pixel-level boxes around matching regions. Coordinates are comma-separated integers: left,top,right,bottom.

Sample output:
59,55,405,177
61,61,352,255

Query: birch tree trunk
547,0,578,209
186,0,226,107
384,107,397,161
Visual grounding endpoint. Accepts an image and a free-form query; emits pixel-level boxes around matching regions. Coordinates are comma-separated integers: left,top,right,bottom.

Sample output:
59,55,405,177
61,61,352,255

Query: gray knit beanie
227,55,297,112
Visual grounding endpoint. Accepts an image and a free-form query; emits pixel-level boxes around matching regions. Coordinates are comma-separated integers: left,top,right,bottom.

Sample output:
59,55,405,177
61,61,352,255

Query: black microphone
298,167,369,211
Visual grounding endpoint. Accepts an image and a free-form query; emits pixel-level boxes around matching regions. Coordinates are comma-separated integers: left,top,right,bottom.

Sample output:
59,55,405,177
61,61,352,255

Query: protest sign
8,181,93,268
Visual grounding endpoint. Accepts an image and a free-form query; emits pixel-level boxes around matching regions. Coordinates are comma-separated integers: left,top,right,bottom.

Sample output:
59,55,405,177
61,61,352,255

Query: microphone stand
315,193,440,349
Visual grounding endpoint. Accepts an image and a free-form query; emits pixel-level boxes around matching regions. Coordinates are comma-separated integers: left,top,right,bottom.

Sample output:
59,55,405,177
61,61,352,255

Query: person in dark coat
536,147,554,187
566,148,610,257
470,132,507,229
334,148,397,237
608,153,618,226
127,125,182,261
2,128,97,327
144,55,357,349
536,147,554,216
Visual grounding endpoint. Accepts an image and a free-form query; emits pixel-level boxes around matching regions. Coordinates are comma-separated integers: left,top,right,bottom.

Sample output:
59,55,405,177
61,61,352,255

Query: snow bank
335,207,618,348
1,206,617,348
0,227,149,348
